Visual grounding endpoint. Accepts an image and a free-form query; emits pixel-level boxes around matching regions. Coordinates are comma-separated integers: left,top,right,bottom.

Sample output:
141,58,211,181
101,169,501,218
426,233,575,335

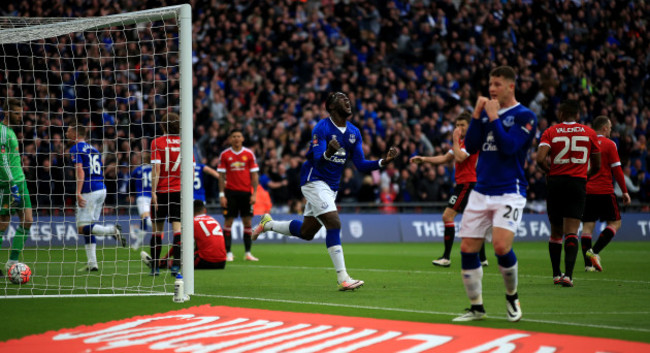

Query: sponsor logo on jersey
482,131,498,151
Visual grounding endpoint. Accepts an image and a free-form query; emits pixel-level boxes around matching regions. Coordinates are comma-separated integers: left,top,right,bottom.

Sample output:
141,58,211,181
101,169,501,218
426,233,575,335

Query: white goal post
0,4,194,297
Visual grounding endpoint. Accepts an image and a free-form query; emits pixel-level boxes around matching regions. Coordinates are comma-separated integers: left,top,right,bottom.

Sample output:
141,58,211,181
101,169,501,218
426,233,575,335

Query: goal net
0,4,194,298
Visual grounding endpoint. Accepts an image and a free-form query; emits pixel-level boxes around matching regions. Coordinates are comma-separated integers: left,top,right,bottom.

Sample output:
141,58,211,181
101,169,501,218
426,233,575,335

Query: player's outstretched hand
384,146,399,163
410,155,424,164
326,137,341,158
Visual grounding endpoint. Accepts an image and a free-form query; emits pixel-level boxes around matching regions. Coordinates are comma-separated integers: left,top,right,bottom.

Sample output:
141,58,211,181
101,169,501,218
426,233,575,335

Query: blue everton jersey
465,103,537,196
69,141,105,193
131,164,152,198
300,117,380,191
194,163,206,201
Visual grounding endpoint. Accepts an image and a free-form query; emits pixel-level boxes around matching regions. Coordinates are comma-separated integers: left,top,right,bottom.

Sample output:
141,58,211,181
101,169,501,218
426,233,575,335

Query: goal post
0,4,194,298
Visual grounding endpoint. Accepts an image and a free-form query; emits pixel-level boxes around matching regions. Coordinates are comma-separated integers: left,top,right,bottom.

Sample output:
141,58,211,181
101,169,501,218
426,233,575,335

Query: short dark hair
489,66,516,82
456,111,471,124
161,112,180,134
2,98,21,112
325,91,346,113
558,100,580,120
593,115,611,131
194,199,206,214
68,121,88,138
229,128,243,136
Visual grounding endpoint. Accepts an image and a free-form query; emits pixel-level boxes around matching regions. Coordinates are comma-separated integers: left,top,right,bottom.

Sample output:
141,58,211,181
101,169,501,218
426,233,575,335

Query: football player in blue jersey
193,162,220,202
129,152,152,247
67,123,125,272
452,66,537,322
252,91,398,291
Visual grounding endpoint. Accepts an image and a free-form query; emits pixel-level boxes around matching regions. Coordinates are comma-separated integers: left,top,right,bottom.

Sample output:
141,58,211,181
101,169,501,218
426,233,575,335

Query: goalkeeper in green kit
0,98,32,277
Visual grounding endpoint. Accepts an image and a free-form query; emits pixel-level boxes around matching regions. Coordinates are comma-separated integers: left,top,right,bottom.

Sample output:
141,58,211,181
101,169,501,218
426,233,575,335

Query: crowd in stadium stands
1,0,649,215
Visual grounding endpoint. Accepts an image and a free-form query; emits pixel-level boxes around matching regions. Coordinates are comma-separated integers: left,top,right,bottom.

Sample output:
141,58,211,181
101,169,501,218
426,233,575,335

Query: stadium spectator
581,116,631,272
453,66,536,323
537,100,601,287
250,91,398,291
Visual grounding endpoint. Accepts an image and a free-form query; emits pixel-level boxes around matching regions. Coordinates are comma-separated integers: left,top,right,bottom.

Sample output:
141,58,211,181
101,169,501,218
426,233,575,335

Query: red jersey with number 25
449,139,477,184
193,214,226,262
151,135,184,193
539,122,600,179
217,147,259,193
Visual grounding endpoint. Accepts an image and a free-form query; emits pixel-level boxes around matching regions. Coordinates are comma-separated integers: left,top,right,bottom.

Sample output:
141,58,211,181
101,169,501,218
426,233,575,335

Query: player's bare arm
452,128,469,163
218,170,227,208
75,163,86,207
410,153,453,165
151,163,160,210
536,145,551,173
250,171,258,205
203,165,219,179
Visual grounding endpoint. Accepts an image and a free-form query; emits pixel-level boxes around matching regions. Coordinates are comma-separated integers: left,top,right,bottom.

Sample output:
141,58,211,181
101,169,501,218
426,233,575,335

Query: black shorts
582,193,621,222
448,182,475,212
151,192,181,223
223,189,253,218
194,254,226,269
546,176,586,225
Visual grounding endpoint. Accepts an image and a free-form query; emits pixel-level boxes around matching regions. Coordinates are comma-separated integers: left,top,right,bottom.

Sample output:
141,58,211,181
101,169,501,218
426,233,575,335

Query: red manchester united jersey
151,135,184,193
587,136,622,195
217,147,259,193
539,122,600,178
449,139,477,184
193,214,226,262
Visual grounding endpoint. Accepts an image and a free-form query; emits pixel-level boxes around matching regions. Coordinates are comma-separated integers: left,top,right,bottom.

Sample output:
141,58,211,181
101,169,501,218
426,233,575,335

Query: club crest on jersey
312,134,318,146
348,134,356,144
502,115,515,127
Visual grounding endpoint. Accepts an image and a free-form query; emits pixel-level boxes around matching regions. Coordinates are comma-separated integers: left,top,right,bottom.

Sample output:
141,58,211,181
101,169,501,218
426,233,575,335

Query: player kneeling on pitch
193,200,226,269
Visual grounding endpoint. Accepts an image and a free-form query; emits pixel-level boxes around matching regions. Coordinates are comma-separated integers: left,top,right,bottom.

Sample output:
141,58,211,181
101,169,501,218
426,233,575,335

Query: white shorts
136,196,151,216
301,181,338,217
76,189,107,227
458,190,526,240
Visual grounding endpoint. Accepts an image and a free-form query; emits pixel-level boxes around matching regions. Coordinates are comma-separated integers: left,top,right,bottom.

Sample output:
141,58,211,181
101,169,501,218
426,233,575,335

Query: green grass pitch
1,242,649,343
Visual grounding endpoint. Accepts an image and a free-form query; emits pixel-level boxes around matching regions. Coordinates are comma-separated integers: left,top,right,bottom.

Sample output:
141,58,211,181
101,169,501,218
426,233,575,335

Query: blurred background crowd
0,0,649,215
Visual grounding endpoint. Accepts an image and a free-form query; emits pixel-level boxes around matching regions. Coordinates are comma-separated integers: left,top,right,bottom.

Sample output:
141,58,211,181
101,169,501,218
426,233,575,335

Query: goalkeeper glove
10,184,21,206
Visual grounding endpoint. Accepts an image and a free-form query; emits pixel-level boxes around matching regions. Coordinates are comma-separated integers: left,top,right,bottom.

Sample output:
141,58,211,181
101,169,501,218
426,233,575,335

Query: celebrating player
581,116,631,272
453,66,537,322
410,111,487,268
67,122,125,272
0,98,33,275
537,100,601,287
193,200,227,269
217,129,259,262
252,91,399,291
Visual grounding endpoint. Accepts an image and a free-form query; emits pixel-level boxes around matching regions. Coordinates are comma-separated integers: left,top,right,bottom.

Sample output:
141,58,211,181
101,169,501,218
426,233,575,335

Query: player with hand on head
580,116,631,272
252,91,399,291
453,66,537,322
410,111,487,268
193,200,227,269
217,129,259,262
537,100,601,287
0,98,33,276
67,122,126,272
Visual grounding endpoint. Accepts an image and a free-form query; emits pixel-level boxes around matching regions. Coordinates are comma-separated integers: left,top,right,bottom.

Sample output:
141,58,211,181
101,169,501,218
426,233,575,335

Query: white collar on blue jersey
497,102,521,115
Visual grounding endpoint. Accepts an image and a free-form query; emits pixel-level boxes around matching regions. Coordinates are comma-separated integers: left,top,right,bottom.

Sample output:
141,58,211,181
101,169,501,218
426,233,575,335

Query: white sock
461,267,483,305
145,217,152,231
91,224,115,235
85,243,97,267
499,262,519,296
268,220,291,235
327,245,349,283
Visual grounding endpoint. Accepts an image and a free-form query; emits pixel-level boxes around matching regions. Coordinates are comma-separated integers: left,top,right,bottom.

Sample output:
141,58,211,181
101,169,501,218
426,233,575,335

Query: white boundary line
228,264,650,284
191,293,650,333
